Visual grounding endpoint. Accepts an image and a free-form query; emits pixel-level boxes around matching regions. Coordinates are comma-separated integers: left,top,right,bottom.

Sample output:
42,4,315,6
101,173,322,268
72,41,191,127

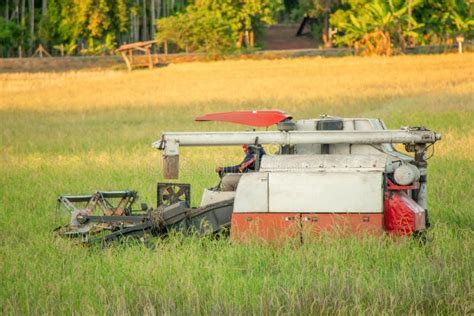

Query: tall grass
0,54,473,314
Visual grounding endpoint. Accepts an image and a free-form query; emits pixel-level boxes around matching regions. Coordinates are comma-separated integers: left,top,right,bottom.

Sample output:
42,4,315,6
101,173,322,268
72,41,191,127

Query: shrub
0,17,24,56
157,7,237,53
330,0,423,55
157,0,283,53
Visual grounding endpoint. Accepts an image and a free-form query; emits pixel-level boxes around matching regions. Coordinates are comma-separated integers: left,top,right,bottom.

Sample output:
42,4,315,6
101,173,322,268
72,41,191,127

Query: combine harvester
56,110,441,244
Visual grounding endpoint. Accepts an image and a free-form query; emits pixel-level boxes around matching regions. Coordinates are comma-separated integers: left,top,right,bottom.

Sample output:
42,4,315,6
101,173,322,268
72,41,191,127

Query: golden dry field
1,54,473,112
1,54,473,314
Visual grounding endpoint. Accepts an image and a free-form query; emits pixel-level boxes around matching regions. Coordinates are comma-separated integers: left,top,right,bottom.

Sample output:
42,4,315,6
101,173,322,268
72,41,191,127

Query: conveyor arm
152,129,441,178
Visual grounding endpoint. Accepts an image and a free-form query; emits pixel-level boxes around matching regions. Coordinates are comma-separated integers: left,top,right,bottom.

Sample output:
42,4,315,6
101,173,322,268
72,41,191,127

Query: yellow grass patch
434,130,474,161
1,54,473,112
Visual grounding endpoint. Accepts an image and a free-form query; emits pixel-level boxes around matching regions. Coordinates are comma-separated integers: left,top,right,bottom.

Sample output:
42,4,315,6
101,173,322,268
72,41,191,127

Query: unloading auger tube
152,129,441,179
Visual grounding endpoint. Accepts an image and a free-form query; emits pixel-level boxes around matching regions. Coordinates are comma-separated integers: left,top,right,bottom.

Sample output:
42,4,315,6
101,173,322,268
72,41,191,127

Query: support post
237,32,243,48
414,144,429,227
456,35,464,54
146,47,153,69
163,155,179,179
121,51,132,71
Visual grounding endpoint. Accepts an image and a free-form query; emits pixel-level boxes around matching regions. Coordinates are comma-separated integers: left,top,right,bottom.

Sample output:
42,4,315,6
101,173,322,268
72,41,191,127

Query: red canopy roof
195,110,292,127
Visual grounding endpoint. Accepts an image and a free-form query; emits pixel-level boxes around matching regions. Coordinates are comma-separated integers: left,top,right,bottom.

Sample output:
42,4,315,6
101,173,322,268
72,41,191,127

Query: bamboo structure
117,40,158,71
32,44,51,58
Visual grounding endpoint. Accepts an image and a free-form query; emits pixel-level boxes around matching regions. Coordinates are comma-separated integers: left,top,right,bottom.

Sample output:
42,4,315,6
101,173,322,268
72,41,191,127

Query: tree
0,16,24,56
157,6,236,53
299,0,340,47
142,0,148,40
38,0,62,45
196,0,283,34
413,0,474,45
111,0,129,43
156,0,283,52
28,0,34,53
331,0,424,54
40,0,128,55
2,0,470,56
5,0,9,20
330,0,473,53
150,0,156,44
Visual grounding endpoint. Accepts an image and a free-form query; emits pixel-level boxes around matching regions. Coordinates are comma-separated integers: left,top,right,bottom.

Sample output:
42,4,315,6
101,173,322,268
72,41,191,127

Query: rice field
0,54,473,314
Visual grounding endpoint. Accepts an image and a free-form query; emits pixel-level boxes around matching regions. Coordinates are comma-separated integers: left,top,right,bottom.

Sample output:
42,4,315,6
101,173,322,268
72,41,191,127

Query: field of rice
1,54,473,314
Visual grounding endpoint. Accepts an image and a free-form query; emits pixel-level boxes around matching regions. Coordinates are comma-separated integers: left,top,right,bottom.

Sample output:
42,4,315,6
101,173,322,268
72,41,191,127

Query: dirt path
262,24,317,50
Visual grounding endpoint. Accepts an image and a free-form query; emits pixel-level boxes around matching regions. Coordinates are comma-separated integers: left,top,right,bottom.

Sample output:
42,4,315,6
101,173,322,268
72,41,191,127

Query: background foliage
329,0,473,54
157,0,283,52
0,0,472,56
157,6,236,53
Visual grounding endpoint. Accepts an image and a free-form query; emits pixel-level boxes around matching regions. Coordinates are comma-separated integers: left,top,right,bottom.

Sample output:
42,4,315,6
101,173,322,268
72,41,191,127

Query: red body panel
195,110,292,127
301,213,384,235
231,213,300,241
231,213,384,241
384,191,426,236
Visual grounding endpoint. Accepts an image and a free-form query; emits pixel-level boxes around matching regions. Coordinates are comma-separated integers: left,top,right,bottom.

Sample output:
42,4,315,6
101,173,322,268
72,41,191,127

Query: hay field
1,54,473,314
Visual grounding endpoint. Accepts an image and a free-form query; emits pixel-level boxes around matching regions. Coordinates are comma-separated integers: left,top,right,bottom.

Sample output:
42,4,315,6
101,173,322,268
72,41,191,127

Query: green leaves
329,0,473,54
156,0,283,53
0,17,25,55
157,6,236,54
328,0,474,54
349,14,361,29
2,0,472,56
35,0,133,55
202,0,283,32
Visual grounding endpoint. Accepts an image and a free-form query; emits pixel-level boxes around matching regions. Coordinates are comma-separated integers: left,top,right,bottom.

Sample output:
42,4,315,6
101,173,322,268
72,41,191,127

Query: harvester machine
56,110,441,244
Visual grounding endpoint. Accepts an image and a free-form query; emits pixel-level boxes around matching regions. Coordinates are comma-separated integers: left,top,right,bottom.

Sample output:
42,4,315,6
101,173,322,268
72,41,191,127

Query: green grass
1,55,473,314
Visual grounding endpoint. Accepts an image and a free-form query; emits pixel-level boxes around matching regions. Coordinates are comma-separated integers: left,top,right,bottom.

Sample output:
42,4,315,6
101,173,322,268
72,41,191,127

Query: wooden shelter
117,40,158,71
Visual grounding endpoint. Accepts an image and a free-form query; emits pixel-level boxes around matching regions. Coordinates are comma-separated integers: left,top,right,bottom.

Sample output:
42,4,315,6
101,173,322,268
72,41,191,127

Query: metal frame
157,183,191,207
153,129,441,156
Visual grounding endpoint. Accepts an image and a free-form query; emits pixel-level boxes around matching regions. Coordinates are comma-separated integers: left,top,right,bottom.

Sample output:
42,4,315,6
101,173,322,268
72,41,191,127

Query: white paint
268,172,383,213
234,173,269,213
200,189,235,207
260,154,387,172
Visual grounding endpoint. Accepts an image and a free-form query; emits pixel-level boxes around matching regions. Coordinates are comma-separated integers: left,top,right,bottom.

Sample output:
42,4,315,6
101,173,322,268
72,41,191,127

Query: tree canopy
156,0,284,53
328,0,473,54
0,0,472,57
